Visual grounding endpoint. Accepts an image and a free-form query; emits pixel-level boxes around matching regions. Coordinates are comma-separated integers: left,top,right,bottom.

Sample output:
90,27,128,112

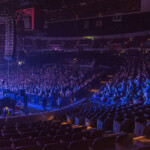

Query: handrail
25,30,150,41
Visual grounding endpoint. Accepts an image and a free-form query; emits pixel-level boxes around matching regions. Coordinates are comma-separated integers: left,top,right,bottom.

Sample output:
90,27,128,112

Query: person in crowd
92,52,150,105
16,100,24,111
2,106,12,116
43,95,47,111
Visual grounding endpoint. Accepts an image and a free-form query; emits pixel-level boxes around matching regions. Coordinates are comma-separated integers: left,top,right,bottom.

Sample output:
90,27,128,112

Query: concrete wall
141,0,150,11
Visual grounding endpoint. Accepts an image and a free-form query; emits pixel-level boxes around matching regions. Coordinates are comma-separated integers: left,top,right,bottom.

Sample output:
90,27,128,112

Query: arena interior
0,0,149,150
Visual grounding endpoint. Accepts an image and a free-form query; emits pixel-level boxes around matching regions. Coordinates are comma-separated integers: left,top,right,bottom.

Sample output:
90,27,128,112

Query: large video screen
16,8,35,30
22,16,32,29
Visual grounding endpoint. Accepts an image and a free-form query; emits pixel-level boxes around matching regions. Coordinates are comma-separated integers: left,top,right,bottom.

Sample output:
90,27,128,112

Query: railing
83,100,103,110
6,92,72,109
26,30,150,41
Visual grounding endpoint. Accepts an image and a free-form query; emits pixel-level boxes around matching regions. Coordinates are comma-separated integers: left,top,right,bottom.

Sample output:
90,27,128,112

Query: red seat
0,148,13,150
43,143,68,150
2,129,17,134
56,129,68,135
136,147,150,150
19,128,34,133
0,140,11,148
16,145,41,150
21,132,38,138
13,138,35,147
120,119,135,133
59,124,72,129
90,130,104,139
92,135,116,150
53,134,72,143
35,136,53,146
39,131,49,137
72,133,83,141
68,140,92,150
3,133,21,140
72,127,85,133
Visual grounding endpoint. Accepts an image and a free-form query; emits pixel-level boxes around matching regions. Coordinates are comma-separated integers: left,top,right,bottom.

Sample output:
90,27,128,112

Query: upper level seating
42,0,140,22
19,36,150,54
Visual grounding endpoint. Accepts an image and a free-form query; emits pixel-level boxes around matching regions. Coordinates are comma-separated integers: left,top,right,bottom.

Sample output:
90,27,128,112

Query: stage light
18,61,23,66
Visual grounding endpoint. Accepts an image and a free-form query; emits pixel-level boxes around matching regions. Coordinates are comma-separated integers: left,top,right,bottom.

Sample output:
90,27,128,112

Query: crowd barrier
6,92,71,109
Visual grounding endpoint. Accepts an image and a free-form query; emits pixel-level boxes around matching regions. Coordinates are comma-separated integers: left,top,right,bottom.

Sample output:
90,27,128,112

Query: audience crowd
92,51,150,106
0,64,100,107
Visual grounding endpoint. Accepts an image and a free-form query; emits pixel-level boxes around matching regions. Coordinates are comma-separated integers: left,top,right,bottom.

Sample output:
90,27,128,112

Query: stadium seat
0,140,11,148
0,148,13,150
67,115,75,124
120,118,135,133
16,145,41,150
136,147,150,150
53,134,72,143
92,135,116,150
75,117,85,126
134,118,146,136
13,138,35,147
68,140,92,150
43,143,68,150
113,117,124,134
85,117,97,128
35,136,53,146
3,133,21,140
72,133,83,141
